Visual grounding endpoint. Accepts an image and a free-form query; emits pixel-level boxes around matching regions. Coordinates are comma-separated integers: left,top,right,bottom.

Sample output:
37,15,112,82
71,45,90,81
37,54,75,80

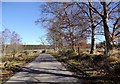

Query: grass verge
0,52,39,84
50,51,120,84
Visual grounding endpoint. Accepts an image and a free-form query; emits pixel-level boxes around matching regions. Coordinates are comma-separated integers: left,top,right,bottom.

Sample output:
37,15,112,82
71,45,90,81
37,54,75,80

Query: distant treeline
23,43,120,50
22,45,54,50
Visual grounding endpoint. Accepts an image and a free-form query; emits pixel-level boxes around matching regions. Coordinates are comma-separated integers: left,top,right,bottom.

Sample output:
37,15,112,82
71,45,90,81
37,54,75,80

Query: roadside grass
0,50,39,84
50,49,120,84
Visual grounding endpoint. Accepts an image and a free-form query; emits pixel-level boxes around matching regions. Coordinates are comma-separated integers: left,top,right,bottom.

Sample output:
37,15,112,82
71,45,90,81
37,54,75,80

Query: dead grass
51,49,120,83
0,51,39,84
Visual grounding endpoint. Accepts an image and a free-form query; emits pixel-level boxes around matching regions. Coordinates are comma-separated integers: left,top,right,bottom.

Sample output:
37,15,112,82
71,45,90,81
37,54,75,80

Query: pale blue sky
2,2,47,45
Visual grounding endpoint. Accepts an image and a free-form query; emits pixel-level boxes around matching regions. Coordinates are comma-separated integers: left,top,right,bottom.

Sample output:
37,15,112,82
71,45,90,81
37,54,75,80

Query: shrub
33,51,37,53
41,50,46,53
23,51,29,55
92,55,103,62
59,50,66,56
4,62,19,71
59,49,75,57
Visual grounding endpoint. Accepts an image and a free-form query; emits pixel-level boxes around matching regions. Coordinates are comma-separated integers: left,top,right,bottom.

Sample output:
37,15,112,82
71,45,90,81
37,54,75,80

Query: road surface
5,54,81,84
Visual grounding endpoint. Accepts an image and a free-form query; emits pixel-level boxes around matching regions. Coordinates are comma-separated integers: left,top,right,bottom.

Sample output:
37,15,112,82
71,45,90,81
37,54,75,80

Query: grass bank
50,49,120,84
0,50,40,84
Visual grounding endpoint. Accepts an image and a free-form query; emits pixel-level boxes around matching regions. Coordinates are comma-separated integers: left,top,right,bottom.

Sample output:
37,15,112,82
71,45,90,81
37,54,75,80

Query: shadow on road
5,67,81,84
21,67,80,78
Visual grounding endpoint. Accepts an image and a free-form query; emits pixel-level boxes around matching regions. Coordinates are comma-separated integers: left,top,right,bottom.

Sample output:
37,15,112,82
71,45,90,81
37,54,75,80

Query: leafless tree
1,29,11,56
82,1,120,56
10,31,22,58
37,2,119,56
37,2,88,52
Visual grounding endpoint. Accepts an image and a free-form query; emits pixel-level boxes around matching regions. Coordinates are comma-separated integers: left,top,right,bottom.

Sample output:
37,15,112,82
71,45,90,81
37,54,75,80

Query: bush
59,49,75,57
33,51,37,53
4,62,21,72
92,55,103,62
2,56,13,62
23,51,29,55
59,50,66,56
41,50,46,53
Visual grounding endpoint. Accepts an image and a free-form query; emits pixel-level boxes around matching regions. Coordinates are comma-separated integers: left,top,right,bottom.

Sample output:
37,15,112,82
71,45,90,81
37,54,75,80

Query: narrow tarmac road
5,54,81,84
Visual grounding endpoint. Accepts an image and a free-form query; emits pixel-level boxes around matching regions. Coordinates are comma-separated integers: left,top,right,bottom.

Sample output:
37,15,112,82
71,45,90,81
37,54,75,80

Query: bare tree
1,29,11,56
37,2,88,52
37,2,119,56
10,31,22,58
76,2,104,54
82,1,120,56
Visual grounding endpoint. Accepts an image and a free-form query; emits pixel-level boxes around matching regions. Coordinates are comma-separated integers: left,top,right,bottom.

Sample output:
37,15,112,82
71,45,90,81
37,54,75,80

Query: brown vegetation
0,50,39,84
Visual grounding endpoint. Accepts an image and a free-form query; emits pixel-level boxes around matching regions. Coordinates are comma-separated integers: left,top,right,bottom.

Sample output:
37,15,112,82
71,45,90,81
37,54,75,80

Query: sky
1,2,106,45
2,2,47,45
1,0,119,2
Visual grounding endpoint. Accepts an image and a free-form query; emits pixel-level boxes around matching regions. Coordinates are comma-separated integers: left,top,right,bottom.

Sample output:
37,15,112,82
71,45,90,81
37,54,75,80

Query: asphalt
5,54,81,84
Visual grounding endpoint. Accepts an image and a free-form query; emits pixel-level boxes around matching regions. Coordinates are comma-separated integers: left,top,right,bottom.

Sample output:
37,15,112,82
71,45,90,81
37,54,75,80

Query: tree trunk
77,46,80,55
89,1,95,54
101,2,112,56
71,40,75,51
90,31,95,54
